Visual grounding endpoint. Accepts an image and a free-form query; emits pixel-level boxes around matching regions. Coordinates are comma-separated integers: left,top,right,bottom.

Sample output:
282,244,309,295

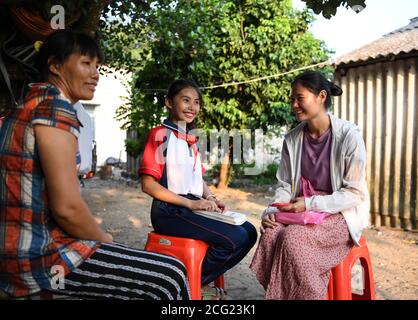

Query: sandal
201,285,227,300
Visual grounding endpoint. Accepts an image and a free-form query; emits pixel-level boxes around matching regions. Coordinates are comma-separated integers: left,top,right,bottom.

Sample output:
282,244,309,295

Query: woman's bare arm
34,125,112,242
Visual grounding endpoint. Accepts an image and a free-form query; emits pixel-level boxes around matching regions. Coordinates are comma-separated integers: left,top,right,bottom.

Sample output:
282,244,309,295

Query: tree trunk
217,152,230,189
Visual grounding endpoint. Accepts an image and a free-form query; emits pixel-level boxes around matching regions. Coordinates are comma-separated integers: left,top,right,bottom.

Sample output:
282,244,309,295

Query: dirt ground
81,177,418,300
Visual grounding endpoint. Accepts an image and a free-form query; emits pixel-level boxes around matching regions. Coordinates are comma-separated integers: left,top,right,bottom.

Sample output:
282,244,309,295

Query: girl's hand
214,199,226,213
279,197,306,213
260,213,279,233
188,199,219,212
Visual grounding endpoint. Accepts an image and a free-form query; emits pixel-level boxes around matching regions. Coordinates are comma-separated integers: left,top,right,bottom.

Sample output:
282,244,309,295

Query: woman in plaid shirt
0,30,190,300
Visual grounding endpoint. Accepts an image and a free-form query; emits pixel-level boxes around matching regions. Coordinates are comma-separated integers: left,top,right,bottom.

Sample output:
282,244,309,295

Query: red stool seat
144,232,225,300
327,235,375,300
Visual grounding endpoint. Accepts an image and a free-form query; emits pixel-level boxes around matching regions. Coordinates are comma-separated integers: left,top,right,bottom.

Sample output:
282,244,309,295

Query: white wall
82,68,131,166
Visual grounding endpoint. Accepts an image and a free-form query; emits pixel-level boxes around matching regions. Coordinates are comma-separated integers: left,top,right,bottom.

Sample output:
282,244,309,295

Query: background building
334,17,418,230
81,68,130,168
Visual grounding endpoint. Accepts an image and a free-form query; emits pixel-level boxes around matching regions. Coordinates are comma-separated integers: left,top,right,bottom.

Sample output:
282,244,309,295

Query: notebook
192,210,247,225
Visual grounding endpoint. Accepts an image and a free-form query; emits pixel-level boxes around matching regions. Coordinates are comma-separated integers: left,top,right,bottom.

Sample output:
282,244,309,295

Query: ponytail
329,81,343,97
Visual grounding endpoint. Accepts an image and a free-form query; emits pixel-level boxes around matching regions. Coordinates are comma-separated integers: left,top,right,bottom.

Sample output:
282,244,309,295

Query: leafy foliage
124,137,142,157
205,162,279,186
101,0,332,141
201,0,331,132
0,0,358,121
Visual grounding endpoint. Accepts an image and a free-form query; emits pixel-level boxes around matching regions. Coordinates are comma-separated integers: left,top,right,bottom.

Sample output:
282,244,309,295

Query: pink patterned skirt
249,214,353,300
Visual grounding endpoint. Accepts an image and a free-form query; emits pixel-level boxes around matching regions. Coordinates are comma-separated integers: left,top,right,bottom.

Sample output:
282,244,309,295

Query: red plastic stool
327,235,375,300
144,232,225,300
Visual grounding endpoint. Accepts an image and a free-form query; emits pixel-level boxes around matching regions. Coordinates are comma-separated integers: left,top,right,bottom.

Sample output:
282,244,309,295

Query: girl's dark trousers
151,194,258,285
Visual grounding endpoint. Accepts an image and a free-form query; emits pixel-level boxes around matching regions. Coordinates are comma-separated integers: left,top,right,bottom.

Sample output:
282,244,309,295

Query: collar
162,118,198,146
28,82,82,127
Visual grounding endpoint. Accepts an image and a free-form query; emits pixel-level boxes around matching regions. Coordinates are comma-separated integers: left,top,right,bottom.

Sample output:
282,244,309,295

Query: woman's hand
260,212,279,234
104,233,113,243
279,197,306,212
187,199,219,212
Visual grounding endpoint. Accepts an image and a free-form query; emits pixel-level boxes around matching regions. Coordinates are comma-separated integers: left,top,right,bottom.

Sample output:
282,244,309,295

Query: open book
192,210,247,225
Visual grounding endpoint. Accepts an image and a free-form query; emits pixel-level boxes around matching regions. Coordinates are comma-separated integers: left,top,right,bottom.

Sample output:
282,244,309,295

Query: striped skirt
48,242,190,300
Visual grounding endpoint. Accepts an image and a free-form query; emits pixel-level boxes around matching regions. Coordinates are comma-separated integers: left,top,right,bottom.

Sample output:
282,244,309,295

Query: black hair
35,29,104,81
291,71,342,109
166,79,203,130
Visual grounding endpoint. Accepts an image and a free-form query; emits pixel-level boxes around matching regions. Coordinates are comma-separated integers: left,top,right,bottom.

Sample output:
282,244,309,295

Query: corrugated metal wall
334,56,418,230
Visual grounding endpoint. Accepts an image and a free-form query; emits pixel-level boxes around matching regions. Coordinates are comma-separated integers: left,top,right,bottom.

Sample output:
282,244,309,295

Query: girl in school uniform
139,79,258,300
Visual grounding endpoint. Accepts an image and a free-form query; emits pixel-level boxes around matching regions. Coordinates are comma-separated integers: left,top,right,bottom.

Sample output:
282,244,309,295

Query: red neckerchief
162,120,199,171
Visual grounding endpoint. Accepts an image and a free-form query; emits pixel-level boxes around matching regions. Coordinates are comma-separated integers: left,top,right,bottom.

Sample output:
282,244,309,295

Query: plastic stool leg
188,268,203,300
332,263,352,300
144,232,227,300
352,257,376,300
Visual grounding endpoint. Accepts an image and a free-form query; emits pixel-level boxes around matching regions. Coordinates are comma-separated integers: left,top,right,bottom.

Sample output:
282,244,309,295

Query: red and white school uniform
139,119,204,197
139,119,257,286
